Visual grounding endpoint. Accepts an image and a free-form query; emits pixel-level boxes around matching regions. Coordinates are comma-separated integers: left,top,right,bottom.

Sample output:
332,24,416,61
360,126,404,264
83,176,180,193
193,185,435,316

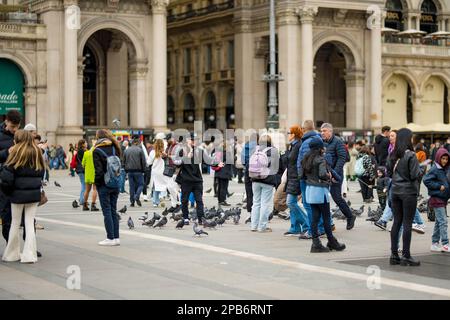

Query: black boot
400,256,421,266
311,237,330,253
327,236,346,251
82,203,90,211
390,254,401,265
91,203,100,212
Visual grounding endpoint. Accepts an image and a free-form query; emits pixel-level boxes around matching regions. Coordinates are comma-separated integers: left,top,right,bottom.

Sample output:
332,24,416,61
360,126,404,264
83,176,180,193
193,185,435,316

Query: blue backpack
96,147,121,189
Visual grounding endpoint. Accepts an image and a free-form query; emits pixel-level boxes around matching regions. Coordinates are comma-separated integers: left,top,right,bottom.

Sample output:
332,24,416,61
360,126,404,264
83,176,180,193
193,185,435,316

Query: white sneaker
412,224,425,234
431,243,442,252
442,244,450,253
98,239,117,246
143,195,149,202
114,239,120,246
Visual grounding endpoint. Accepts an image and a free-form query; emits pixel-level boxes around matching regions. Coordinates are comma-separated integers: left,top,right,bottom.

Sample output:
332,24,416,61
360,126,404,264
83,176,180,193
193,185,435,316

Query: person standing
235,138,244,184
93,129,122,246
142,141,153,202
81,144,100,212
214,141,233,208
320,123,356,230
242,132,258,216
300,139,346,253
148,139,167,208
68,143,76,177
124,137,146,207
284,125,310,237
1,130,45,263
356,145,376,203
166,135,182,213
387,128,423,266
119,140,129,194
374,126,391,166
346,142,358,181
249,135,280,233
75,139,87,206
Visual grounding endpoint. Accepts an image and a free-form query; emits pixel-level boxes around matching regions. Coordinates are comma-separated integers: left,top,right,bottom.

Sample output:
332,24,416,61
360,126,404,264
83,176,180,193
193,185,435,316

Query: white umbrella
382,27,399,35
397,29,427,38
424,31,450,40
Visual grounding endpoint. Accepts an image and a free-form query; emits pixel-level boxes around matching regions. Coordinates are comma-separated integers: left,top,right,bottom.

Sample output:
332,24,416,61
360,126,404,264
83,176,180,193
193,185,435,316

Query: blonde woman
148,139,168,207
1,130,46,263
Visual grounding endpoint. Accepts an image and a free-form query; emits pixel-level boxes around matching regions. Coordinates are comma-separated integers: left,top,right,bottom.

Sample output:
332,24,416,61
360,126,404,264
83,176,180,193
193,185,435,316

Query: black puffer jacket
387,150,422,196
300,155,331,188
0,165,45,204
285,140,301,195
0,123,14,164
93,143,120,187
75,149,85,174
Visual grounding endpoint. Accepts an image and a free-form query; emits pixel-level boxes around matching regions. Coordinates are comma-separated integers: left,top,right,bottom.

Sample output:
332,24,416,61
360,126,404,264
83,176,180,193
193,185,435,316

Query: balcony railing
382,43,450,57
168,0,234,23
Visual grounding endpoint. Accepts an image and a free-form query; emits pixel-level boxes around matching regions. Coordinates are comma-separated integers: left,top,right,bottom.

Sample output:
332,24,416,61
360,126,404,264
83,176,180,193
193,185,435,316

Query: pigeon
171,213,183,222
139,212,149,221
202,218,217,229
153,216,168,228
118,205,127,214
193,222,208,236
175,220,185,229
233,214,240,225
54,181,62,187
161,208,169,216
72,200,79,208
143,218,156,227
352,205,365,216
205,188,212,194
347,200,352,207
217,217,226,227
152,212,161,221
127,217,135,229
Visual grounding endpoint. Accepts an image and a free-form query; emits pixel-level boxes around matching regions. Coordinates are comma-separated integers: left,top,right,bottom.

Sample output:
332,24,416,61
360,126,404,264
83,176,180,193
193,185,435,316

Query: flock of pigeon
122,206,242,237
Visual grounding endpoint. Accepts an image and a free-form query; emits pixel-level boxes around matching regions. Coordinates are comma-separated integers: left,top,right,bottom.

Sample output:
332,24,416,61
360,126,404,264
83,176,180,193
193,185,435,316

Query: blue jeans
432,207,448,246
77,173,86,205
128,172,144,203
251,182,274,231
119,168,126,193
287,193,310,234
300,180,329,234
98,186,120,240
153,191,161,205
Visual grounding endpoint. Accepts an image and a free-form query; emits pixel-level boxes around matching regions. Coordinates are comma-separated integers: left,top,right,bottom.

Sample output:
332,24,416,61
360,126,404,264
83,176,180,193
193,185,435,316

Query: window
420,0,438,34
167,52,171,76
385,0,404,42
205,44,212,73
183,48,191,75
183,93,196,123
227,40,234,69
167,95,175,125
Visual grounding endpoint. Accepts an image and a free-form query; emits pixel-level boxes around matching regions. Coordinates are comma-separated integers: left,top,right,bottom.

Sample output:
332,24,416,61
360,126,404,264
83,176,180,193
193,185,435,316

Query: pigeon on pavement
175,220,185,229
193,223,208,236
54,181,62,187
72,200,79,208
139,212,149,221
127,217,135,229
153,216,168,228
118,205,127,214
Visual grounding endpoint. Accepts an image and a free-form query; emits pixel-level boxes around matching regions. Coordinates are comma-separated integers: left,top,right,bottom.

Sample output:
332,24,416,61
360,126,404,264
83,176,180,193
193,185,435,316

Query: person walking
423,148,450,253
81,144,100,212
166,135,182,213
148,139,167,208
1,130,45,263
68,143,76,177
124,137,146,207
387,128,423,266
214,141,233,208
284,125,310,237
242,132,258,216
119,140,129,194
235,138,244,184
75,139,87,206
93,129,122,246
356,145,376,203
374,126,391,166
300,139,345,253
346,142,358,181
320,123,356,230
249,135,280,233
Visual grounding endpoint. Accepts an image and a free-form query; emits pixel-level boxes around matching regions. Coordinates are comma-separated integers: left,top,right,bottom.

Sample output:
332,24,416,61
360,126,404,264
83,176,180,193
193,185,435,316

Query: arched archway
417,75,449,125
226,89,235,129
382,74,415,128
203,91,216,129
167,95,175,125
314,41,362,128
183,92,196,124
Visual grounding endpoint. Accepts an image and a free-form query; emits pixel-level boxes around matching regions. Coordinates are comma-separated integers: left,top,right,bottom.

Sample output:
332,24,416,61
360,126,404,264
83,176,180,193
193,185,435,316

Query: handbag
163,158,175,178
38,187,48,207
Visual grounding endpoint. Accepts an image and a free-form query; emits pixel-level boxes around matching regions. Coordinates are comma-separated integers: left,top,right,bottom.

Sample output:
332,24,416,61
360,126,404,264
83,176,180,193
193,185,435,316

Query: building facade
0,0,169,146
167,0,450,135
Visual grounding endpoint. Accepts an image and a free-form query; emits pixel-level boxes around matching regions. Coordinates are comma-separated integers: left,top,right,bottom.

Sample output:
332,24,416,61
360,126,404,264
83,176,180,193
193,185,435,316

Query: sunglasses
287,132,292,135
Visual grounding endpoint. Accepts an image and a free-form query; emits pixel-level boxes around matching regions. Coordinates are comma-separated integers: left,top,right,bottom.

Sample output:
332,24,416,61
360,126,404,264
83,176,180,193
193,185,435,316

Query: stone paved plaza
0,170,449,300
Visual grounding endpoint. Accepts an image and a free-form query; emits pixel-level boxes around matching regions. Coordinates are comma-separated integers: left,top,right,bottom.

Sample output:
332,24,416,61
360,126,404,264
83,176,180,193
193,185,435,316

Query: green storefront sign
0,58,24,115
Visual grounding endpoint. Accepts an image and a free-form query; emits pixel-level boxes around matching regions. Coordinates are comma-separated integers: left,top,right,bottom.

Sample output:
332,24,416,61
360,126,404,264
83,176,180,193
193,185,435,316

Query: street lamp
263,0,283,129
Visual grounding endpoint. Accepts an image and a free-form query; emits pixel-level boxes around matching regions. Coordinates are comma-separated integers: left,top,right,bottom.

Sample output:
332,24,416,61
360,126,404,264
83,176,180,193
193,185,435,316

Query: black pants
142,167,152,196
218,178,229,203
311,202,333,240
244,174,253,213
330,181,352,220
359,177,374,201
391,193,416,257
377,191,387,210
214,177,218,196
237,169,244,183
181,182,204,220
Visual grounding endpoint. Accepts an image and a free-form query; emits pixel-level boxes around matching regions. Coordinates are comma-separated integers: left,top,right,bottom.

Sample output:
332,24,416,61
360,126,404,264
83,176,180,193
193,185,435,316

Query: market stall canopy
397,29,427,38
424,31,450,40
400,123,450,133
382,27,400,35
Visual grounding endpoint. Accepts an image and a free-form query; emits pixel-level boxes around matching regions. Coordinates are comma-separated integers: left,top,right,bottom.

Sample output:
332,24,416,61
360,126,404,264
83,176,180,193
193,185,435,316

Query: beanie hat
24,123,36,131
309,138,324,150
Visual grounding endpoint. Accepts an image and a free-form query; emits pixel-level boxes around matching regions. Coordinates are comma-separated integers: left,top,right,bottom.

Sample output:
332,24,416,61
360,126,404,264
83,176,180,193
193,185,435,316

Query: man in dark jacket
174,133,223,225
321,123,356,230
0,110,21,242
124,137,146,207
374,126,391,166
241,133,258,213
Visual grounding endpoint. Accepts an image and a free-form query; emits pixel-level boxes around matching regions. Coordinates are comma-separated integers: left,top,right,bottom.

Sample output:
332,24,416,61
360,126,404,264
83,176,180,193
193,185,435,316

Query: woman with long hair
301,139,345,253
148,139,167,207
387,128,422,266
75,139,87,206
1,130,46,263
81,141,100,212
93,129,122,246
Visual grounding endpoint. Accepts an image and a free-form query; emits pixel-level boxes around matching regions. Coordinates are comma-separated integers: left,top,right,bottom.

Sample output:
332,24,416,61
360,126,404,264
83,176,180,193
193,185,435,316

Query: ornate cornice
296,6,318,24
277,8,299,26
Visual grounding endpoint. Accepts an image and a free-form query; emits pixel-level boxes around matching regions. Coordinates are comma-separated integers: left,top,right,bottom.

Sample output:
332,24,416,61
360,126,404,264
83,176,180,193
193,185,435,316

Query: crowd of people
1,111,450,268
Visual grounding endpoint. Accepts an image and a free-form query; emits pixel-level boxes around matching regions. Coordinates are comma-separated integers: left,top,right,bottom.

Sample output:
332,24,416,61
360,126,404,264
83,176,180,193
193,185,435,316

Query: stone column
78,57,84,126
345,69,365,129
278,8,301,130
24,87,37,126
413,95,423,124
98,66,106,126
297,6,317,122
370,9,382,130
129,61,148,128
151,0,169,131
